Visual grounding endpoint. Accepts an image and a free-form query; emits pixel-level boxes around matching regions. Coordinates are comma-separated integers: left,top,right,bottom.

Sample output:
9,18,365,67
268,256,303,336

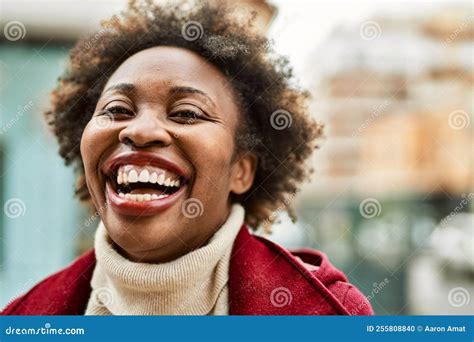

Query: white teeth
157,173,165,185
168,179,181,187
128,169,139,183
115,165,183,189
120,192,169,202
138,169,150,183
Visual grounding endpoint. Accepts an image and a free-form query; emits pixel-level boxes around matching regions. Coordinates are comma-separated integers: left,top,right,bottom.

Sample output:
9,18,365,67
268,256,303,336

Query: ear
229,151,257,195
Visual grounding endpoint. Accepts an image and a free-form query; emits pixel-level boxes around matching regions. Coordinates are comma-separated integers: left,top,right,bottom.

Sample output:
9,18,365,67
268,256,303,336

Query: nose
118,110,172,148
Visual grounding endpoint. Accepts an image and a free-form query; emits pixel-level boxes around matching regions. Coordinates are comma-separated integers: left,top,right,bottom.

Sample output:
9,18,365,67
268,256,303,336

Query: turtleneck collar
85,204,245,315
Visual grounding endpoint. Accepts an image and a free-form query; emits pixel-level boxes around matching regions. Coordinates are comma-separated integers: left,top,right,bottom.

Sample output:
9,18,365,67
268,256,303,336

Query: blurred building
292,4,473,314
307,5,473,196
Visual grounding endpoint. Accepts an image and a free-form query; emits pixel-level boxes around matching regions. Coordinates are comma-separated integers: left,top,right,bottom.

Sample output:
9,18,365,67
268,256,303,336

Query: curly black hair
46,0,322,228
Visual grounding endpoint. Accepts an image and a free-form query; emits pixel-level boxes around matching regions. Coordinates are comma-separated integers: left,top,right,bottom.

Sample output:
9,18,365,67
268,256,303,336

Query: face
80,46,256,263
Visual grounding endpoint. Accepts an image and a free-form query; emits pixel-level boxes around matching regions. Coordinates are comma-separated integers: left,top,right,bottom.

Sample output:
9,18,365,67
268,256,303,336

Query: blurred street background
1,0,473,314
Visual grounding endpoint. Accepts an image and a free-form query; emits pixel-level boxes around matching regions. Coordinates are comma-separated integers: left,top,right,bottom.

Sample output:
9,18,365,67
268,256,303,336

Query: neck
85,204,245,315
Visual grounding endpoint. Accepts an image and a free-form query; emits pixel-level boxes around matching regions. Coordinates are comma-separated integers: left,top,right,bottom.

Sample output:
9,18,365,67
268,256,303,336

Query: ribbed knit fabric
85,204,244,315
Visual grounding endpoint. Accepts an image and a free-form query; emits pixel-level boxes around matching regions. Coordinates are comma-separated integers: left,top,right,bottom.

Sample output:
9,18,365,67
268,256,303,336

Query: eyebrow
103,83,216,108
103,83,135,94
169,86,216,109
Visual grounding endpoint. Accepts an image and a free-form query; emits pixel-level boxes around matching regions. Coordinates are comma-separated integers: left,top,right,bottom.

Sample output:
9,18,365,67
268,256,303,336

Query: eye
170,110,205,123
101,105,134,117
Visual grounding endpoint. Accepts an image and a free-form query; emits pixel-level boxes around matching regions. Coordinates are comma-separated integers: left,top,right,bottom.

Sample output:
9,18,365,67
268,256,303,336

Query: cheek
81,120,117,170
80,120,119,204
81,123,98,169
182,127,235,193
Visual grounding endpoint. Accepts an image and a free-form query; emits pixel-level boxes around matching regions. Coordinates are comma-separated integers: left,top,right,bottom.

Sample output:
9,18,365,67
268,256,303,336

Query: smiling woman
82,46,253,264
1,0,372,316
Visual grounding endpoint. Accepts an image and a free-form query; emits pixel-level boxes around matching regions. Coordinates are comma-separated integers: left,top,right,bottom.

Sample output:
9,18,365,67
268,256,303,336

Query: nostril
120,137,135,146
120,136,169,149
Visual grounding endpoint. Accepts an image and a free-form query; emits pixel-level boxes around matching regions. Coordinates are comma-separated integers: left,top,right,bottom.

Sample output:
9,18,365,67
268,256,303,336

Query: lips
102,151,190,216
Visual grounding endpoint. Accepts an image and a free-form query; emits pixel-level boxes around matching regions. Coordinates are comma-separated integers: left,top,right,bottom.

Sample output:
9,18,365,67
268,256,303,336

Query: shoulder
230,226,373,315
1,250,95,315
291,247,374,315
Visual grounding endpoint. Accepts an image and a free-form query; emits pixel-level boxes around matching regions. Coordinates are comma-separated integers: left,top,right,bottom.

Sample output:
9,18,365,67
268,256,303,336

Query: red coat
1,225,373,315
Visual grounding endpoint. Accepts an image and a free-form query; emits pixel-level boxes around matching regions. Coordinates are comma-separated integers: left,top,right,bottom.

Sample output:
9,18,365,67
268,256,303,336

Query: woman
2,0,372,315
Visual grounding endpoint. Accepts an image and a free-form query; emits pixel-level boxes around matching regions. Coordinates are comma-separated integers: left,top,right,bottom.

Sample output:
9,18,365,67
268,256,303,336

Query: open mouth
107,164,186,202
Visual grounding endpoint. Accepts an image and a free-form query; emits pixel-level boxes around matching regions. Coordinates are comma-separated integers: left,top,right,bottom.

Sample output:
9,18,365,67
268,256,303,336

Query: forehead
105,46,230,99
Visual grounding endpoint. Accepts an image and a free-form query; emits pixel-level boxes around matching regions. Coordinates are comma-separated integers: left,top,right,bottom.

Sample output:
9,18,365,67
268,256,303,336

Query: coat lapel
228,225,350,315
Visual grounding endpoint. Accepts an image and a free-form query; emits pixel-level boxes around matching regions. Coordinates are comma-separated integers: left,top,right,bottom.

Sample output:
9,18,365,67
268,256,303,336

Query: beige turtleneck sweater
85,204,244,315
